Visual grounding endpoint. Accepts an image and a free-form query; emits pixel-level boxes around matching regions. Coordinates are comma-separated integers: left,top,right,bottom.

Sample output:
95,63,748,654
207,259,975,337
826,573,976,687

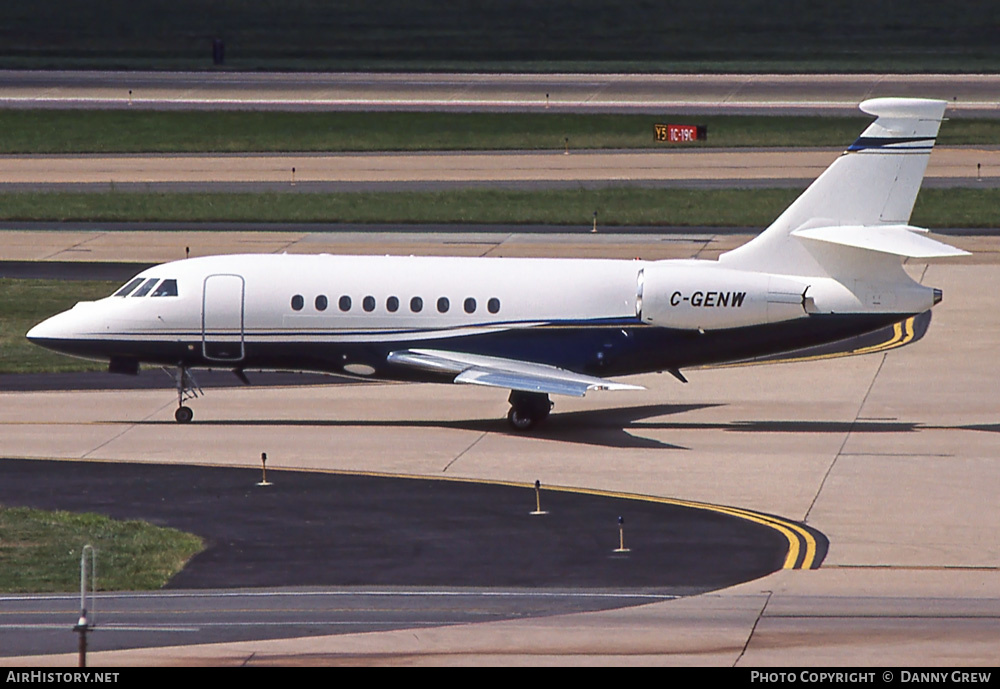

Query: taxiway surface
0,230,998,665
1,147,997,191
2,71,999,116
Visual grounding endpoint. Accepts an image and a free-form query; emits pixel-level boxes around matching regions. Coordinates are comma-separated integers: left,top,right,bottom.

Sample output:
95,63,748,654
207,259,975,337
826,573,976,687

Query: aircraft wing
387,348,644,397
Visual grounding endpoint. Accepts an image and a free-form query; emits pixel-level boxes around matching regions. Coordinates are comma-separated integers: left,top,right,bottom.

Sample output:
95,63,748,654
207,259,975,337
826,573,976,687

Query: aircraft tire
175,406,194,424
507,406,537,431
506,391,552,431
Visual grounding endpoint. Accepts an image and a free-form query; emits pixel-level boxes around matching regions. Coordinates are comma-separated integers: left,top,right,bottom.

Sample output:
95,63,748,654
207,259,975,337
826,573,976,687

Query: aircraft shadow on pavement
633,418,923,434
955,423,1000,434
137,404,932,450
503,403,719,449
139,403,724,450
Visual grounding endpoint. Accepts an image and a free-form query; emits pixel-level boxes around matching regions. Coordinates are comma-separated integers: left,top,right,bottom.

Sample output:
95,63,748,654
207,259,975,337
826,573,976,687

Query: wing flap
387,348,643,397
791,224,969,258
455,370,592,397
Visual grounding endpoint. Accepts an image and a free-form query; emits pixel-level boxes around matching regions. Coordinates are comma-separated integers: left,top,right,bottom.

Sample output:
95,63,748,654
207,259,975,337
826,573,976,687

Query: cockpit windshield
112,277,180,298
113,277,145,297
132,278,159,297
151,279,178,297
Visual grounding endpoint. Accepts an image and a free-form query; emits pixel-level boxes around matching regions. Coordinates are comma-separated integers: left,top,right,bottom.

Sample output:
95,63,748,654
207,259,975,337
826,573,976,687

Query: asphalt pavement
0,457,816,654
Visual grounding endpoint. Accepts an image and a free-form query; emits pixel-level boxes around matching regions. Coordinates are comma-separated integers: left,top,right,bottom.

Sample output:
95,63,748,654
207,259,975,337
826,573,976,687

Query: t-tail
719,97,968,284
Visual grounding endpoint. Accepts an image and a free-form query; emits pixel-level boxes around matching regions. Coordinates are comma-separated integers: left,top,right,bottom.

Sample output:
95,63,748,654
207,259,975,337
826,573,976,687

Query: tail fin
720,98,957,278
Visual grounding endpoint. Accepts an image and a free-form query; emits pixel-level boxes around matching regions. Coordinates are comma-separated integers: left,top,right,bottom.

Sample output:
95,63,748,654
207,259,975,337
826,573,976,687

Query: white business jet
28,98,967,430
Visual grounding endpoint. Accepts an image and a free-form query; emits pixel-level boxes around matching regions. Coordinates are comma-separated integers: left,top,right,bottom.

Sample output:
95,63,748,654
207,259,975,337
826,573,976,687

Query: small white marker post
257,452,272,486
530,479,548,515
73,545,96,668
592,210,598,233
613,515,631,553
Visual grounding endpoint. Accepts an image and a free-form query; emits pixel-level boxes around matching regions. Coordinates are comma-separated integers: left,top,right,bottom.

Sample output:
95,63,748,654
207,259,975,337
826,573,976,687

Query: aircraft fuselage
28,253,929,383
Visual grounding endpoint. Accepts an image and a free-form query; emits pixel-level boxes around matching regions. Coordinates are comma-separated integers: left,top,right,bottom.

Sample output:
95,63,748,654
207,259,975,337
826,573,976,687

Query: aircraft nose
25,313,67,346
26,313,63,342
26,304,94,349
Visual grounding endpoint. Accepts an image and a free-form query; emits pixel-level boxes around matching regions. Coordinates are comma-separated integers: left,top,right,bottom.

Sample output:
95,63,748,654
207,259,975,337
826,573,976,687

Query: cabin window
315,295,328,311
339,295,352,311
151,279,178,297
464,297,476,313
114,277,145,297
363,295,376,312
488,297,501,314
386,296,399,312
410,296,423,313
437,297,450,313
291,295,304,311
132,278,159,298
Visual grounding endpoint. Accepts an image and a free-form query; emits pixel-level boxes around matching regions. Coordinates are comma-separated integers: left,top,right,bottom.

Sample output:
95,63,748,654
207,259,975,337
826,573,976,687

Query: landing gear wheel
170,365,202,424
506,391,552,432
507,406,538,431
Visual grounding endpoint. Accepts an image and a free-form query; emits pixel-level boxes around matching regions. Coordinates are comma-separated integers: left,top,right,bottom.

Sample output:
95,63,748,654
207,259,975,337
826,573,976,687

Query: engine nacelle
638,264,809,330
803,277,938,315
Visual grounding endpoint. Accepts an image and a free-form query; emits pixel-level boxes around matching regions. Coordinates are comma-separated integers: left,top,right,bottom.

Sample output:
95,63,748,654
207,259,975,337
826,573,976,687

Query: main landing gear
507,390,553,431
172,365,202,423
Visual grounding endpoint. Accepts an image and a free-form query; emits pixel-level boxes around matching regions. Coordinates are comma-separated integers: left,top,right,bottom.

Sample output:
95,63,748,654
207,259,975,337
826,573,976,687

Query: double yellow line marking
558,487,820,570
302,468,823,571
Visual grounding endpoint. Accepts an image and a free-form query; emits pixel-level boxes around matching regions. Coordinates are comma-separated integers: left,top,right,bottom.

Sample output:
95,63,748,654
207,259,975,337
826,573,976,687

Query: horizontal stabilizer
719,98,951,276
791,225,969,259
387,348,643,398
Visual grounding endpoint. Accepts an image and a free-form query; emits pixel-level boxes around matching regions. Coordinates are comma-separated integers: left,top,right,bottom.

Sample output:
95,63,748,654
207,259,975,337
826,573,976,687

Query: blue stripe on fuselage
847,136,935,152
30,312,916,384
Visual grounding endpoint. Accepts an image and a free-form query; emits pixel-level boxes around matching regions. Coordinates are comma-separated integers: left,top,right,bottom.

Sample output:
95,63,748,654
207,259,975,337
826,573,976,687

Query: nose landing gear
507,390,553,431
171,366,202,423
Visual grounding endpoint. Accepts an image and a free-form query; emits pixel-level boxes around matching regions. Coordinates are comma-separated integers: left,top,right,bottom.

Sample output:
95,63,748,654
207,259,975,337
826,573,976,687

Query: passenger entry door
202,274,245,361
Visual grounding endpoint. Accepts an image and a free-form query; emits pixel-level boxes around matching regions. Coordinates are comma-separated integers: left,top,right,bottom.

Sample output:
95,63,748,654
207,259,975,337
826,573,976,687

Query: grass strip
0,188,799,226
2,110,999,154
911,188,1000,228
0,188,997,227
0,504,203,592
0,111,860,153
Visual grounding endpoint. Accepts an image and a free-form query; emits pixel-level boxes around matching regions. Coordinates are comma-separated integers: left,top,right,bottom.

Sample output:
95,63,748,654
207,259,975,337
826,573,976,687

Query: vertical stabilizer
719,98,948,278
